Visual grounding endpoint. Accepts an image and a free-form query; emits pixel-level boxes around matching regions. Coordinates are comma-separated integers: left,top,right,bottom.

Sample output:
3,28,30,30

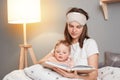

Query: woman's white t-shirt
70,38,99,66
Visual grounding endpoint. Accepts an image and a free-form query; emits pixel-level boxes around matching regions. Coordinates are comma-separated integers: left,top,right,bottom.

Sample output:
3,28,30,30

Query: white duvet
3,64,82,80
98,66,120,80
3,64,120,80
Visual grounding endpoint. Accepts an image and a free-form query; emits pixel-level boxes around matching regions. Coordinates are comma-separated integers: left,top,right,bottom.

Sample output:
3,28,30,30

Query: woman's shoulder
84,38,97,44
84,38,99,48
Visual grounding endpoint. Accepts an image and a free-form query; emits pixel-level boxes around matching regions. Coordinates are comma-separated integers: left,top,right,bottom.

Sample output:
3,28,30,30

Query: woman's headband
67,12,87,26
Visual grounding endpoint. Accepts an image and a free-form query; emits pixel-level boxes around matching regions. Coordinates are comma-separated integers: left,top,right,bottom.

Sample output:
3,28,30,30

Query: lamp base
19,44,37,69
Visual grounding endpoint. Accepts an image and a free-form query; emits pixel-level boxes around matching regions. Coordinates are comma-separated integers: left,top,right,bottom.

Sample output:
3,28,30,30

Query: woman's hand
53,67,97,80
52,68,87,79
52,67,76,78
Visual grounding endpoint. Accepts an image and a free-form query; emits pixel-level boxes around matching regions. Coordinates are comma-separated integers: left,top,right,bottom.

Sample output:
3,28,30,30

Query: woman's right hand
52,67,76,78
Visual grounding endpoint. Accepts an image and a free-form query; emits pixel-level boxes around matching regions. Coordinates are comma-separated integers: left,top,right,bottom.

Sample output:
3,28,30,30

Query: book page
42,61,96,74
42,61,71,71
72,65,96,74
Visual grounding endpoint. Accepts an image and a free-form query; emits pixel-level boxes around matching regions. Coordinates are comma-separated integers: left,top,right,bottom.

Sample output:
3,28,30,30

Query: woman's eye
77,25,82,29
69,24,73,28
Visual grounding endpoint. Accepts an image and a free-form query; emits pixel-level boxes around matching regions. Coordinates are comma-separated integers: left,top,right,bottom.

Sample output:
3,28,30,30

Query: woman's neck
72,39,78,44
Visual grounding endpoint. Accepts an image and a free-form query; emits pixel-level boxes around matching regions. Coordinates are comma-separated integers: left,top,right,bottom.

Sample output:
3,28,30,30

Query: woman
39,7,99,80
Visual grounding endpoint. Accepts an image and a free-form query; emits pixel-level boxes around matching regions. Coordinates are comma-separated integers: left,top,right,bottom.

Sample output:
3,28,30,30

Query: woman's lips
71,33,77,36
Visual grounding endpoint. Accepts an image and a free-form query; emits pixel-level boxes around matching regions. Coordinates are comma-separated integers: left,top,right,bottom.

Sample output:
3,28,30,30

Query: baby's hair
54,39,71,51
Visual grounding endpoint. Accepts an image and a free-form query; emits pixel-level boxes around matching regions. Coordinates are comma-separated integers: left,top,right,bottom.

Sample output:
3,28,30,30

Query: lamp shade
7,0,41,24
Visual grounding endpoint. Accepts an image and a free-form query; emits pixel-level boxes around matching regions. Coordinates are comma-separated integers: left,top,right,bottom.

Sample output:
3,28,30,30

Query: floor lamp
7,0,41,69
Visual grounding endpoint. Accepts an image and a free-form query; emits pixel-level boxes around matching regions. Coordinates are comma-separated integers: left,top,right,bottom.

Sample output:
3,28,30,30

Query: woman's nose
72,27,76,32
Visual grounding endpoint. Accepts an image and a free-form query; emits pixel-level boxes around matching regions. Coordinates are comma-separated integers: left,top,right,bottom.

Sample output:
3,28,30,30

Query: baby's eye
63,52,67,54
56,51,60,53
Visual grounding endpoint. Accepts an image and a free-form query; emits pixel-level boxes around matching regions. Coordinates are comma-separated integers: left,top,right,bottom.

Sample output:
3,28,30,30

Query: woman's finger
54,68,75,78
53,68,66,75
53,68,68,76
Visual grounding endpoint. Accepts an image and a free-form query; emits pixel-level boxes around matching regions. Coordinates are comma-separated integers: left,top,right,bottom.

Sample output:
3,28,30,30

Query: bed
3,51,120,80
98,51,120,80
3,64,83,80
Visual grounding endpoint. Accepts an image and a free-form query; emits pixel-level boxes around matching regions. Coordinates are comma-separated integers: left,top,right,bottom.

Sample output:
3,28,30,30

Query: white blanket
3,64,82,80
98,66,120,80
3,70,32,80
4,64,120,80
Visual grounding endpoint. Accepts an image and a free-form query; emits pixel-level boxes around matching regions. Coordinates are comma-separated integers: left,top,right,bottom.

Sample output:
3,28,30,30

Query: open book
42,61,96,74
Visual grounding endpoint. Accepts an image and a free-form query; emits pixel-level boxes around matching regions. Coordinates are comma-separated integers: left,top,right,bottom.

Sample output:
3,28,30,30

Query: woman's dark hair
64,7,90,48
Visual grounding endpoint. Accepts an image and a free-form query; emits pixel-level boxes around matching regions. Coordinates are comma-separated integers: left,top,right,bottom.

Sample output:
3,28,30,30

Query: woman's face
67,21,83,43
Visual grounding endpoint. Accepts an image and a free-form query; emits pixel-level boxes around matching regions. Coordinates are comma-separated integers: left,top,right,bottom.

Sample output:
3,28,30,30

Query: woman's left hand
52,67,76,78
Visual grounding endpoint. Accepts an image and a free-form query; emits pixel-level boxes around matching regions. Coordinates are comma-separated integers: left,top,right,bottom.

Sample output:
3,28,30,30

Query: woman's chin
71,35,79,39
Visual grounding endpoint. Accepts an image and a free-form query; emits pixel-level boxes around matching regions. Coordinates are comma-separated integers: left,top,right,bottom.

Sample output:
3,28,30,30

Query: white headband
67,12,87,26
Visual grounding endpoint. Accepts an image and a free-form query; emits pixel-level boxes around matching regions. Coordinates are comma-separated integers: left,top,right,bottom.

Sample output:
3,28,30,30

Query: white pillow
24,64,58,80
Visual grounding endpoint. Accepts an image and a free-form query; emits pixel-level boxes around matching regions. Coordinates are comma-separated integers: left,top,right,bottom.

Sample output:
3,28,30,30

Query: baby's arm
47,56,58,63
39,51,54,64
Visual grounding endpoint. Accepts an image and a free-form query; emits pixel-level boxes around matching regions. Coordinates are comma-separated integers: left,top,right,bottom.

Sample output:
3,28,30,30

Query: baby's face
54,44,70,62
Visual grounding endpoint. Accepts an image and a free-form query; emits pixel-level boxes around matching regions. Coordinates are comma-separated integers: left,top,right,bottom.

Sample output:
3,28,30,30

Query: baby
47,40,73,67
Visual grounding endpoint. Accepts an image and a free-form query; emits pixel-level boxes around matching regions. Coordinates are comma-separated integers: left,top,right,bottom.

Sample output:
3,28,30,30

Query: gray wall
0,0,120,79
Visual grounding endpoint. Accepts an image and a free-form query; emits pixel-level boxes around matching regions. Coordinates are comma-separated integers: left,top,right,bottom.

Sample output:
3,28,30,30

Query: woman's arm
53,54,99,80
87,54,99,80
75,54,99,80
